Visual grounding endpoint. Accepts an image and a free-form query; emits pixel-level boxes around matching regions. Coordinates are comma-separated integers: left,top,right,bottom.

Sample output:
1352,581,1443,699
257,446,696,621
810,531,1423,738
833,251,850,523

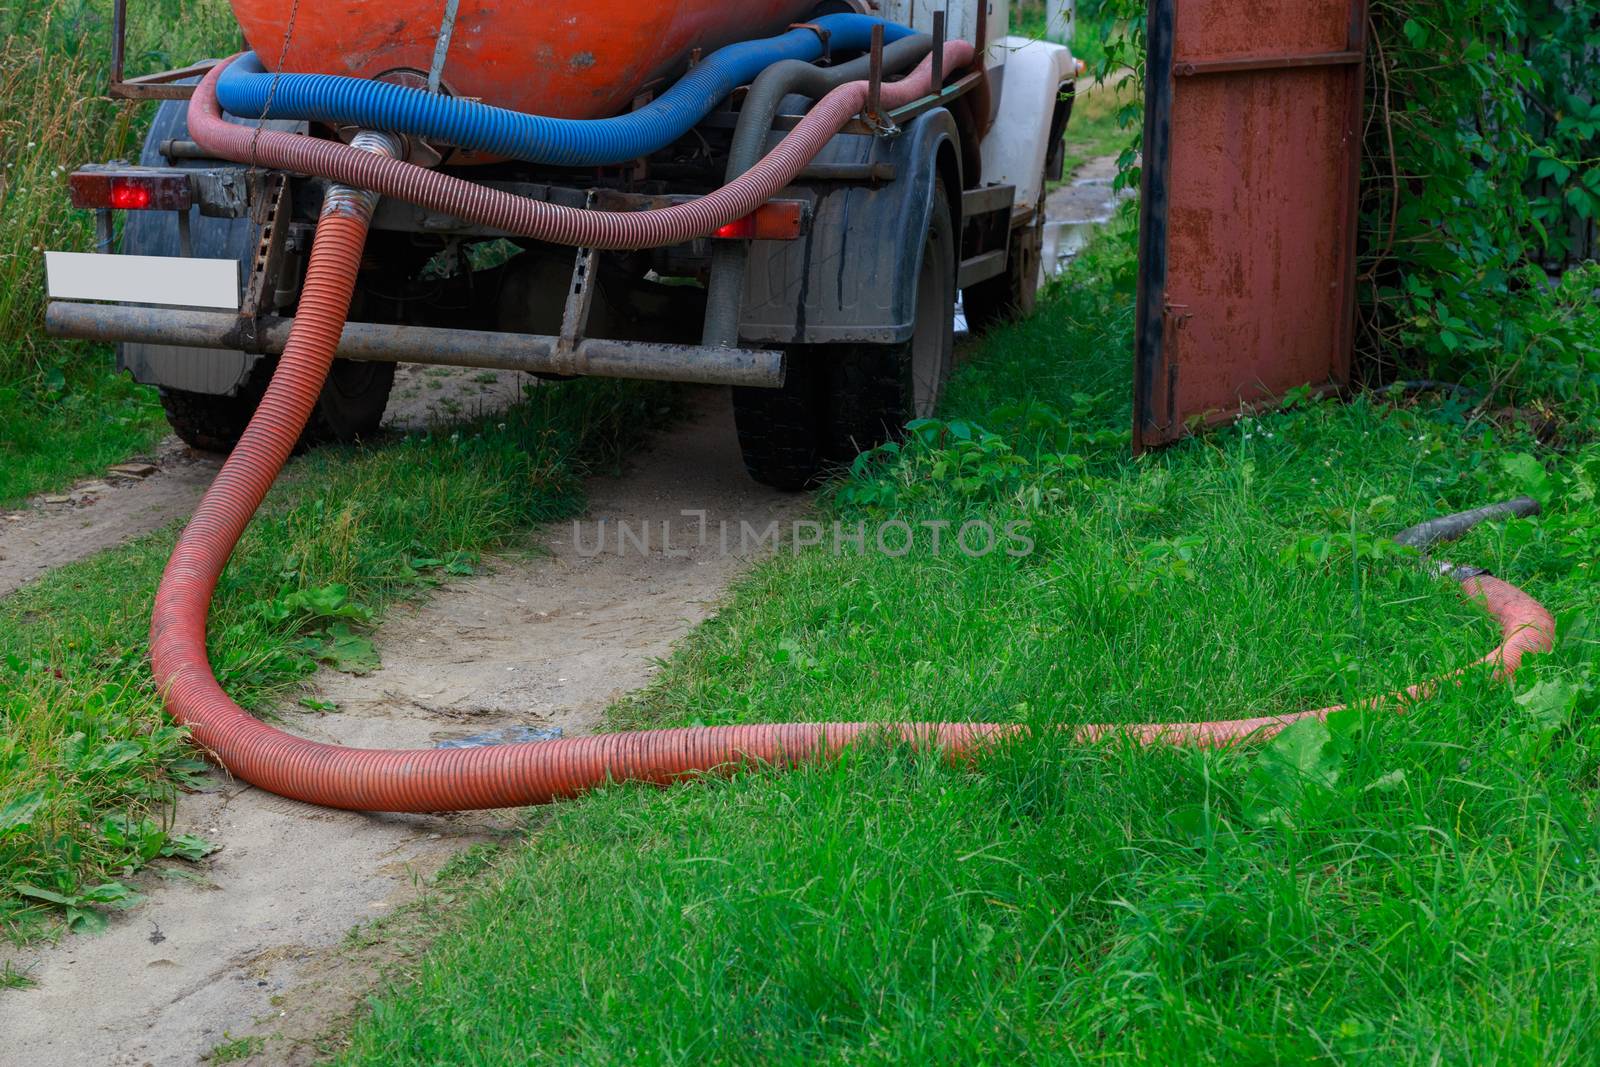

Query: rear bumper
44,301,785,389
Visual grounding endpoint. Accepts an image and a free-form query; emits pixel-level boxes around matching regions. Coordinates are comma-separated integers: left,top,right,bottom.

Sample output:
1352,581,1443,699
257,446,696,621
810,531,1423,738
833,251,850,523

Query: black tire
733,182,957,486
961,208,1044,334
304,358,396,444
824,181,957,461
822,343,904,462
158,368,273,454
732,352,828,490
160,357,395,454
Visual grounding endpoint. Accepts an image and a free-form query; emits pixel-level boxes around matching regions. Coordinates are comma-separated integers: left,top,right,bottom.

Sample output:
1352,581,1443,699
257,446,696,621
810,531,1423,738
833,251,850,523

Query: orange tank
230,0,824,120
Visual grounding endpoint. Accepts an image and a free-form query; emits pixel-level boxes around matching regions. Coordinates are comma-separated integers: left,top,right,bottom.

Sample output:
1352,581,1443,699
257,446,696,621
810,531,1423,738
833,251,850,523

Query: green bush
1359,1,1600,423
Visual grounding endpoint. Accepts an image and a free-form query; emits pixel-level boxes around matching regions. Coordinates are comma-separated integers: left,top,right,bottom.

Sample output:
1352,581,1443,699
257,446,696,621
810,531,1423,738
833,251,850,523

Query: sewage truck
44,0,1079,488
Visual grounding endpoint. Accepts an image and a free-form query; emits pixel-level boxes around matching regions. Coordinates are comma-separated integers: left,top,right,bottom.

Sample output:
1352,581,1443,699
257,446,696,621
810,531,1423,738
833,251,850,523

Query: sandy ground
0,388,801,1066
0,364,526,598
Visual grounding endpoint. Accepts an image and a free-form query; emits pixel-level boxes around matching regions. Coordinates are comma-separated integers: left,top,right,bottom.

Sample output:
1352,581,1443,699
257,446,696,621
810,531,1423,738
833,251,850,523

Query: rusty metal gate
1133,0,1367,450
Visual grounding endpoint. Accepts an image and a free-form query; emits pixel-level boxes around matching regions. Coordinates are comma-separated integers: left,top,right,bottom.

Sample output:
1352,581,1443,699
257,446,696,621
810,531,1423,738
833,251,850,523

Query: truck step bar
45,302,786,388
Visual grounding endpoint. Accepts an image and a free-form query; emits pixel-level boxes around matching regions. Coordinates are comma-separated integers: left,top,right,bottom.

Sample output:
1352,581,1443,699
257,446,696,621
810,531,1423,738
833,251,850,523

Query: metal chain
247,0,302,169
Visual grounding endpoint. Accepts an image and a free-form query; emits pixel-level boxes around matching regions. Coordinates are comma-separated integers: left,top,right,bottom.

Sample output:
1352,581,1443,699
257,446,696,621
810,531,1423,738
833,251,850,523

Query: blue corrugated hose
215,13,913,167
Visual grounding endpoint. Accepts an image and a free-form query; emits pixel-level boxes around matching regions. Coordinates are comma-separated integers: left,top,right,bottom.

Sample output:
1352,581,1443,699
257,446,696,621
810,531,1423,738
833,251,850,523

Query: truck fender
738,107,962,346
979,36,1077,218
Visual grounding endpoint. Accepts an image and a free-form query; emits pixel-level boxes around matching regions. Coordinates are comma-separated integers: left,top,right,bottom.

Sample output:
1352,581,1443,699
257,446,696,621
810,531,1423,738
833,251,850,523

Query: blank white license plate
44,251,239,310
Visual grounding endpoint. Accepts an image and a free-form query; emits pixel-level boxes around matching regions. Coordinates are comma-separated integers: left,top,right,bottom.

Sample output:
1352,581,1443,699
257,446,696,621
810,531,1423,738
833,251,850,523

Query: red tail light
712,200,806,240
109,182,153,209
713,216,756,239
69,168,192,212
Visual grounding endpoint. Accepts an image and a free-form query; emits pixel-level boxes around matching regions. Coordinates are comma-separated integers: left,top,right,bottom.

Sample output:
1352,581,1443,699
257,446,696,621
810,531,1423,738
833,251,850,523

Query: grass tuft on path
335,231,1600,1065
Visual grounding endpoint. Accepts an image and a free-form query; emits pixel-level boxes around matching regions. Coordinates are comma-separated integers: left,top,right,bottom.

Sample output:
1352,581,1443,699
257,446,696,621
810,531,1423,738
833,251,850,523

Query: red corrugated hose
149,44,1556,813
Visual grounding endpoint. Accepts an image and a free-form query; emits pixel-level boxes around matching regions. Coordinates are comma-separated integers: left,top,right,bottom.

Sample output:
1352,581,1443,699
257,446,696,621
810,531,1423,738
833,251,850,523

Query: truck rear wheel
733,183,956,487
731,352,828,490
304,358,396,444
827,182,957,459
129,97,394,454
961,209,1044,333
160,357,394,454
158,371,273,455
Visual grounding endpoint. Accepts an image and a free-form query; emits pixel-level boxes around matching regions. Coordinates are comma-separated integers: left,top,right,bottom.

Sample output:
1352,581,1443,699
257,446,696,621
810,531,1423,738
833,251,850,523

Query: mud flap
739,108,961,345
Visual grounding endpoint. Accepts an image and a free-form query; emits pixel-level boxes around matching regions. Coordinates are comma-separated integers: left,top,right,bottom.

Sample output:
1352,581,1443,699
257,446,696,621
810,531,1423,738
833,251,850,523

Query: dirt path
1041,155,1135,274
0,388,802,1066
0,365,526,598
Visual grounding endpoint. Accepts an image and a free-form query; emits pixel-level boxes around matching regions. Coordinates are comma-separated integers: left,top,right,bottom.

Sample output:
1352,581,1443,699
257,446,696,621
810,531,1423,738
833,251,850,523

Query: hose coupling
321,130,403,219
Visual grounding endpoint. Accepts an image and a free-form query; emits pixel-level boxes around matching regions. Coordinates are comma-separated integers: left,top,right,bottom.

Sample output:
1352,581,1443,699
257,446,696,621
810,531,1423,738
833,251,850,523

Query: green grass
0,960,35,989
0,0,238,502
0,378,670,939
333,232,1600,1065
0,354,168,502
205,1034,264,1063
1059,74,1140,179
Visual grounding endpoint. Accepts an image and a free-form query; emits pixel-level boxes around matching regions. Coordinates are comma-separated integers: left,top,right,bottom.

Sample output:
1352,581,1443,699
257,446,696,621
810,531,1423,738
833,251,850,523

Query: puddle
1041,155,1137,275
1042,216,1109,270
